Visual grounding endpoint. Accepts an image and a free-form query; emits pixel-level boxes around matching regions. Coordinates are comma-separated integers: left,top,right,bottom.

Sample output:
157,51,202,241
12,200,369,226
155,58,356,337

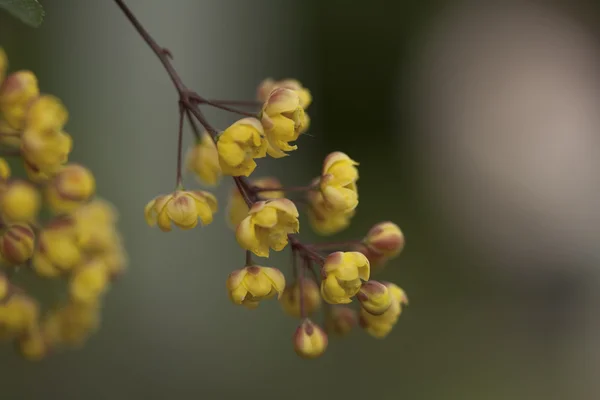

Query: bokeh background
1,0,600,398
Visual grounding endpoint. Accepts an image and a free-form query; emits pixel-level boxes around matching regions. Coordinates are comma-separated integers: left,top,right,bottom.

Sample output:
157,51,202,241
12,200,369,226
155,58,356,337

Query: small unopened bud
0,223,35,265
364,222,405,259
0,71,39,130
357,280,392,315
46,164,96,214
325,306,357,336
293,318,328,359
0,180,41,223
280,278,321,318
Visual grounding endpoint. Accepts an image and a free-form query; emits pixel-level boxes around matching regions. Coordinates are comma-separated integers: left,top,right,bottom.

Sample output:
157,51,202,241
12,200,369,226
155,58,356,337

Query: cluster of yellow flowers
0,48,127,360
145,76,408,359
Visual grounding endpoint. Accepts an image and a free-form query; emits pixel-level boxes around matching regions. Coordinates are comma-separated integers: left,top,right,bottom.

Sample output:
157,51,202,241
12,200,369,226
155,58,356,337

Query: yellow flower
325,306,357,337
0,294,39,336
364,221,405,260
216,118,267,177
25,95,68,133
43,301,100,346
227,177,283,228
357,280,392,315
0,47,6,84
0,157,10,180
319,152,359,213
0,180,41,223
293,318,328,359
279,278,321,318
186,131,221,186
0,71,39,130
73,199,119,252
33,217,81,277
226,265,285,309
359,282,408,339
257,78,312,109
70,259,109,304
144,190,218,232
307,187,355,236
260,88,308,158
320,251,370,304
236,198,299,257
45,164,96,214
0,223,35,265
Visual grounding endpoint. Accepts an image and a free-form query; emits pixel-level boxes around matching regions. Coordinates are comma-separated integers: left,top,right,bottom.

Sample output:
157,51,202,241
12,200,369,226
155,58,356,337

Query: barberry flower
32,217,81,277
260,88,308,158
236,198,299,257
216,118,267,176
0,294,39,335
185,131,221,186
0,158,10,180
364,221,405,259
0,223,35,265
144,190,218,232
25,95,69,133
307,187,355,236
325,306,358,336
0,180,41,223
227,177,283,228
0,71,39,130
226,265,285,309
319,152,359,213
257,78,312,109
70,259,110,304
320,251,370,304
357,280,392,315
293,318,328,359
359,282,408,339
73,199,119,251
45,164,96,214
279,278,321,318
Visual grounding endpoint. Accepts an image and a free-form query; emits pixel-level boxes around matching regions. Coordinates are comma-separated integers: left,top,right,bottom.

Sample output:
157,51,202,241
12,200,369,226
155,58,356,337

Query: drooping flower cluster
0,48,127,360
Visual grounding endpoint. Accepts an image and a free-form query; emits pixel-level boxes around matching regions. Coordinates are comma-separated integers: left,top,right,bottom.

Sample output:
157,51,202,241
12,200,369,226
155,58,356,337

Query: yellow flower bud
364,221,405,260
185,131,221,186
70,259,109,304
0,71,39,130
33,217,81,276
0,157,10,180
359,282,408,339
24,161,52,183
25,95,68,133
307,187,355,236
257,78,312,109
325,306,357,337
279,278,321,317
319,152,359,213
45,164,96,214
236,198,299,257
227,177,283,228
0,180,41,223
0,47,7,84
74,199,120,252
320,251,370,304
0,294,39,335
144,190,218,232
357,280,392,315
18,329,47,361
293,318,328,359
21,129,72,175
226,265,285,309
0,119,22,148
216,118,267,177
260,88,308,158
43,301,100,346
0,223,35,265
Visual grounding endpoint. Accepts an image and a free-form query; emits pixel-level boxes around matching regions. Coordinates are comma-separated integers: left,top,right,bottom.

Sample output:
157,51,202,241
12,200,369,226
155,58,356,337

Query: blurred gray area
0,0,599,399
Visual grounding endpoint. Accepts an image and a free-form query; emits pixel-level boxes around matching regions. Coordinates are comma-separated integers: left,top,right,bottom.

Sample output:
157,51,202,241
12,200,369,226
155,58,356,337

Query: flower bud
279,278,321,318
357,280,392,315
70,259,110,304
227,265,286,309
0,223,35,265
25,94,68,133
46,164,96,214
33,217,81,276
0,71,39,130
325,306,357,336
364,221,404,259
185,132,221,186
0,180,41,223
320,251,370,304
293,318,328,359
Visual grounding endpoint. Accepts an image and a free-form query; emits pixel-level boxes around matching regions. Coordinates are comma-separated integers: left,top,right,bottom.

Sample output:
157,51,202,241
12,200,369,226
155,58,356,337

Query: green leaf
0,0,44,28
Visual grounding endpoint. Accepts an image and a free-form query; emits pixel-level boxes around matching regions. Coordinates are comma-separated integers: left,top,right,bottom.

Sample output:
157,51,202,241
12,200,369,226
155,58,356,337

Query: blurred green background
1,0,600,399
